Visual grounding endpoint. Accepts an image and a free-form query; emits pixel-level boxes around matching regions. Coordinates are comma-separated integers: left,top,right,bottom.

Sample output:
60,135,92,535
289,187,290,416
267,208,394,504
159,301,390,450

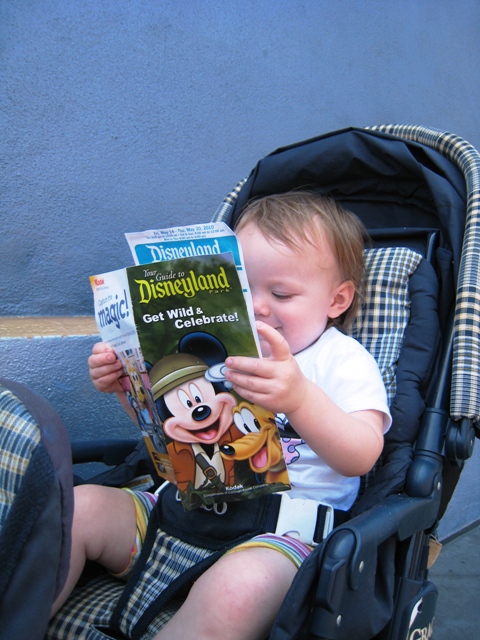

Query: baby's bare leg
50,484,137,617
154,546,298,640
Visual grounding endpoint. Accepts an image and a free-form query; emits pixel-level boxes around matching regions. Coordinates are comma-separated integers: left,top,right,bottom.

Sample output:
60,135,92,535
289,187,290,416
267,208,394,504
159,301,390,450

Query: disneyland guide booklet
90,222,290,510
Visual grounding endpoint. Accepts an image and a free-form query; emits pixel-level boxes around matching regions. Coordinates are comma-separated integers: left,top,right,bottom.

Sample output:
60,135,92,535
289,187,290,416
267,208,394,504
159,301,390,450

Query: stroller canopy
214,124,480,430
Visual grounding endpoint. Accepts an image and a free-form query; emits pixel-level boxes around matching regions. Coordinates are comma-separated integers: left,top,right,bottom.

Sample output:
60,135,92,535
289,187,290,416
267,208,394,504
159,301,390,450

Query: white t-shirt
279,327,391,510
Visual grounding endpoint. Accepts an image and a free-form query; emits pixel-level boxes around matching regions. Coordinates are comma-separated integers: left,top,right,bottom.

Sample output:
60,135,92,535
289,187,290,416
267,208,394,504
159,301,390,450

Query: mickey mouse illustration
148,333,242,494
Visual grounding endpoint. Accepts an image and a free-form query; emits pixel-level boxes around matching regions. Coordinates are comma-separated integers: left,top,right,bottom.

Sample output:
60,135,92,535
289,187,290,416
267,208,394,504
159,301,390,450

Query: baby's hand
88,342,124,394
225,321,308,414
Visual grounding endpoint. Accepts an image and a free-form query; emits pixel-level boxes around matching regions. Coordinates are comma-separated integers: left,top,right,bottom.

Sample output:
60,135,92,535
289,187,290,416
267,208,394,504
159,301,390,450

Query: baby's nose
252,295,270,318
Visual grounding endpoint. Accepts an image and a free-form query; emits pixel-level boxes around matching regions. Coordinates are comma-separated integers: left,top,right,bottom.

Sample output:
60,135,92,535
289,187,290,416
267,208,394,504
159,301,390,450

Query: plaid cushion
349,247,423,496
46,575,124,638
350,247,423,406
0,384,50,602
47,526,214,639
0,385,41,524
116,527,213,636
0,382,68,638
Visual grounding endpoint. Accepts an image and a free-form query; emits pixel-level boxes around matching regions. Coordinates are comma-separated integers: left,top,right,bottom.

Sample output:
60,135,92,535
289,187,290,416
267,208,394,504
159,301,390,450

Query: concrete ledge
0,316,99,338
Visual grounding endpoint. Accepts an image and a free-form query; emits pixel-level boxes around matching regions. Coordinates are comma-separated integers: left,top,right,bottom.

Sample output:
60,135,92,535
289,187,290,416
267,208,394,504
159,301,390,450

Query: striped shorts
112,488,158,579
226,533,313,569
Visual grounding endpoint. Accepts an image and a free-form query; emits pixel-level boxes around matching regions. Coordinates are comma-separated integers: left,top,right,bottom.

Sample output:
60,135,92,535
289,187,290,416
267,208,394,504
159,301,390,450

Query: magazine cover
91,240,290,510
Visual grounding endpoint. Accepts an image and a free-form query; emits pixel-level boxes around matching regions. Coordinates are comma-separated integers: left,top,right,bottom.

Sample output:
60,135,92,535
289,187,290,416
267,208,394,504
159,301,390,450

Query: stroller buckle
274,492,334,546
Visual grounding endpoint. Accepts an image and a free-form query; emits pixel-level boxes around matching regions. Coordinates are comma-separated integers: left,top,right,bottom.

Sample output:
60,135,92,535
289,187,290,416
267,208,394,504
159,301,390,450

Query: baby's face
237,222,348,356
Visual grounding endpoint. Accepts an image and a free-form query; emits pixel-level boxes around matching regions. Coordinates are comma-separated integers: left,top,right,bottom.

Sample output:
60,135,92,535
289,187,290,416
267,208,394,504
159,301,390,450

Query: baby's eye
272,292,294,300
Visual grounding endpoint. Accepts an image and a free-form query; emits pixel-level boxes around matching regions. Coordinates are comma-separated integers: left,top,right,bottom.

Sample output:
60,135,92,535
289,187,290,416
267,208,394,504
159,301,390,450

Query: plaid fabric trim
0,385,41,525
212,177,247,223
349,247,423,406
370,125,480,423
116,527,213,635
350,246,422,495
47,575,124,638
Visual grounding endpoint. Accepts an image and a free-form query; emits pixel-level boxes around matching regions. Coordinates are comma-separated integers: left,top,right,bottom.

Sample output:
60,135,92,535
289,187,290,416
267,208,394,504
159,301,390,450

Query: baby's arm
88,342,137,422
225,322,384,477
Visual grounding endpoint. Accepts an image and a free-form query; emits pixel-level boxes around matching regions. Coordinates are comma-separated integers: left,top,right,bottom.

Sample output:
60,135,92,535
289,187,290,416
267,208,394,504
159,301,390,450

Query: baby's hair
234,191,368,331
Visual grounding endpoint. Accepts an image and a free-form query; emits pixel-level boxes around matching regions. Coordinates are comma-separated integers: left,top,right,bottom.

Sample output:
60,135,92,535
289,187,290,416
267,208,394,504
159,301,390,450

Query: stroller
1,124,479,639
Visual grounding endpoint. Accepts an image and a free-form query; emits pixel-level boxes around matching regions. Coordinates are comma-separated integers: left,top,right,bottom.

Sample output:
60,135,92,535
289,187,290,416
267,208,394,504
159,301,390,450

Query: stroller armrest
316,491,441,594
340,489,441,554
306,490,441,639
272,490,442,640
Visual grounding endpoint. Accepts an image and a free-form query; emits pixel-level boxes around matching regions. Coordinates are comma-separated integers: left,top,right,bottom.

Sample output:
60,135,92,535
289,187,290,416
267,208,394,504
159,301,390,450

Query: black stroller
1,124,479,640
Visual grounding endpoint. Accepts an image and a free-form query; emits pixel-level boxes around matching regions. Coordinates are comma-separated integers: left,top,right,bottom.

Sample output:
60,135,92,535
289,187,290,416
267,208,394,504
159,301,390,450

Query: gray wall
1,0,479,538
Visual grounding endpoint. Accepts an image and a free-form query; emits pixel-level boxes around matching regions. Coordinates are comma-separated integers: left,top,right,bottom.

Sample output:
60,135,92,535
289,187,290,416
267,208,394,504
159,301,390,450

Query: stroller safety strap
273,492,334,546
155,482,337,548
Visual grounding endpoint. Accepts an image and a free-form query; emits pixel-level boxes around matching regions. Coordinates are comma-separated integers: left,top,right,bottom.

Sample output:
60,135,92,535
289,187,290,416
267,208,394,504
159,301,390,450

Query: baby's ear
329,281,355,319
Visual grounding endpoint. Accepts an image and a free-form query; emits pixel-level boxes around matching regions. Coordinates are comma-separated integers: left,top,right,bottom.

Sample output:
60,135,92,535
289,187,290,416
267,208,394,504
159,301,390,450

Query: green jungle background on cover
127,253,258,368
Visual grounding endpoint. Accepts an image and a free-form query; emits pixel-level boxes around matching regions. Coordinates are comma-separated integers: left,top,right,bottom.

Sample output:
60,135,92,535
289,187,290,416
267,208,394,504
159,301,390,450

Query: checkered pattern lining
370,125,480,424
350,247,423,405
0,385,41,524
47,526,214,639
0,383,60,615
47,575,178,639
349,247,423,496
115,527,213,635
46,576,124,638
212,177,247,223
